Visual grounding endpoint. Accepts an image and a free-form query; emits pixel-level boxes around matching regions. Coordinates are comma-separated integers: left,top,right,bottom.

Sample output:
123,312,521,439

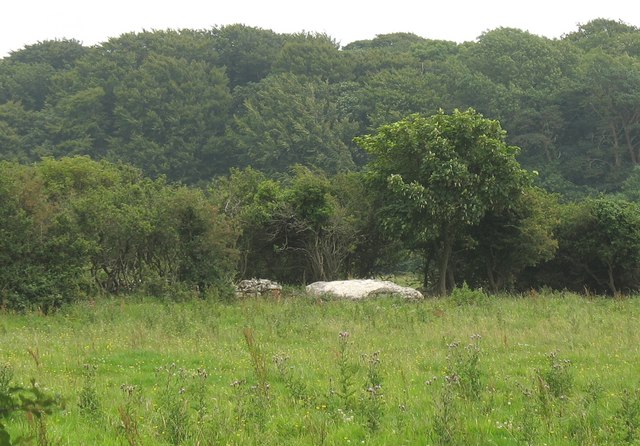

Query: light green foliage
461,28,569,92
565,18,640,53
71,173,237,295
620,166,640,202
0,293,639,444
450,283,488,306
358,109,531,294
0,375,61,446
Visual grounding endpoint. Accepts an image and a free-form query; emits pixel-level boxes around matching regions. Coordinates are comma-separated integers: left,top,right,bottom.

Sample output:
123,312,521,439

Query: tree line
4,113,640,310
3,20,640,309
1,19,640,194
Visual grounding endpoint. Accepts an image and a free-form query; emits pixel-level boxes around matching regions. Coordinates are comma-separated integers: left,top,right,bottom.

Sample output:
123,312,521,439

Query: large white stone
306,279,423,300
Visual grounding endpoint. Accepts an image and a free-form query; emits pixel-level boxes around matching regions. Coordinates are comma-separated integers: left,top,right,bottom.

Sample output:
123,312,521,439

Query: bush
0,158,238,310
450,283,488,306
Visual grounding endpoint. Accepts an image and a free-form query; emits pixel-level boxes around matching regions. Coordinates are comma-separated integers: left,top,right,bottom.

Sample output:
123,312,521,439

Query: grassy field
2,288,640,445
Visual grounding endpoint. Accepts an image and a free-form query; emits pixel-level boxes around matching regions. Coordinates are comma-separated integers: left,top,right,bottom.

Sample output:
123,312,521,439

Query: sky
2,0,639,58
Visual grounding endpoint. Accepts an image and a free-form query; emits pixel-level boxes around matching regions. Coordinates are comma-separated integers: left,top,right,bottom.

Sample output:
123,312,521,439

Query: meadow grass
1,289,640,445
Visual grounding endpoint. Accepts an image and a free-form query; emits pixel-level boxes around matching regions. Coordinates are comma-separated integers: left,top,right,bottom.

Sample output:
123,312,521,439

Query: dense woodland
3,19,640,309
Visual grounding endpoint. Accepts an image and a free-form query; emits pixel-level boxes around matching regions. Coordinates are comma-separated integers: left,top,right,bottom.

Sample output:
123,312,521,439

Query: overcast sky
2,0,639,58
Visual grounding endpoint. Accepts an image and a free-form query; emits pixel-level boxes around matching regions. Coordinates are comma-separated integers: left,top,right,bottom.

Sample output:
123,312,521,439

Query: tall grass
1,291,639,444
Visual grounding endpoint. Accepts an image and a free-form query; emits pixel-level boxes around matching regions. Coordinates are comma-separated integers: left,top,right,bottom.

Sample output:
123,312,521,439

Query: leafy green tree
544,198,640,295
6,38,87,69
210,168,280,278
228,73,357,174
344,32,429,52
89,30,218,71
44,86,109,158
211,24,283,87
109,53,232,181
0,157,238,308
329,172,404,277
354,67,443,130
0,39,86,114
0,101,46,161
462,187,559,292
277,167,358,281
343,33,431,81
212,167,361,283
0,161,89,311
273,33,350,82
165,186,237,293
461,28,569,92
619,165,640,202
68,166,236,294
578,51,640,168
358,109,531,294
564,18,639,53
0,61,56,110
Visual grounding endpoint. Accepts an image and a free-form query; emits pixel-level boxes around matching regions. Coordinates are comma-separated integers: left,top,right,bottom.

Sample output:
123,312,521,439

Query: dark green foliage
461,187,559,292
7,39,87,69
529,197,640,294
0,370,61,446
0,161,88,311
3,21,640,294
108,53,232,181
211,24,283,87
358,109,532,294
211,167,361,283
1,20,639,192
0,157,237,309
228,73,357,174
273,33,350,82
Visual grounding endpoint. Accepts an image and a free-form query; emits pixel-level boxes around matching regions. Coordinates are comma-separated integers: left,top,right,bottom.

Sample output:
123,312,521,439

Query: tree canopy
0,19,638,193
357,109,531,294
4,20,640,304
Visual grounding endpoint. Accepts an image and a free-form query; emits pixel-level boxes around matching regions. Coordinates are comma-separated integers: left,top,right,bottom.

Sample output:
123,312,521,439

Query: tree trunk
447,265,456,292
607,263,618,296
486,264,498,294
623,124,638,165
437,230,453,296
422,246,433,290
610,122,622,168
